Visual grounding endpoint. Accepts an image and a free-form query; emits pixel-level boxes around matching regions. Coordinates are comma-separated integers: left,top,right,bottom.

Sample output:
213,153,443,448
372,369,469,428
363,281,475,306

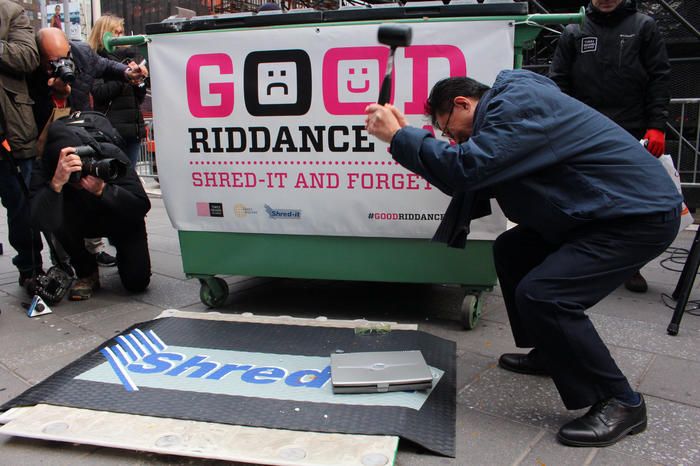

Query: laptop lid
330,350,434,394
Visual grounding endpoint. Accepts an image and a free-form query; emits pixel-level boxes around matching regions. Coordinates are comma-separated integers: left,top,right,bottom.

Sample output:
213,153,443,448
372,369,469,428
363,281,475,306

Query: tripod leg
668,228,700,335
671,226,700,299
671,237,695,299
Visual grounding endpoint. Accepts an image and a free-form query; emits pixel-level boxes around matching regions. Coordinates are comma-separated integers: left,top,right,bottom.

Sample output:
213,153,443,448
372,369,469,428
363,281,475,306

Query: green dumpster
122,2,583,328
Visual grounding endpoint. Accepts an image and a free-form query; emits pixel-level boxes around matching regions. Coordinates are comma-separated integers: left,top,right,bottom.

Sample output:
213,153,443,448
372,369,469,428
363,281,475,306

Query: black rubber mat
2,317,456,457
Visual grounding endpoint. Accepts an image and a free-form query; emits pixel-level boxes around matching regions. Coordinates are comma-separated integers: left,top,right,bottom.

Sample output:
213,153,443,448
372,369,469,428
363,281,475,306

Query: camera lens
58,66,75,83
87,158,128,181
67,146,128,183
50,58,76,84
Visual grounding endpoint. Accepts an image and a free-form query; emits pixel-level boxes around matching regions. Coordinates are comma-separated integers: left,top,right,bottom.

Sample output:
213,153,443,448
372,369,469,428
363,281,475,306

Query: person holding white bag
550,0,671,293
658,152,694,233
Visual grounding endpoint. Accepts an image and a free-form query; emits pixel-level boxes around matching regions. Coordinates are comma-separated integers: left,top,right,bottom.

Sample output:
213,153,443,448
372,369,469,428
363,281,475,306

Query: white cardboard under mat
0,403,398,465
0,311,407,465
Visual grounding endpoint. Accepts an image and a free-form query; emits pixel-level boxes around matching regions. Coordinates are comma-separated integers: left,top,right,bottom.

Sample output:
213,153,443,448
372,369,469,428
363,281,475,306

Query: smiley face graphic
346,66,370,93
336,60,379,103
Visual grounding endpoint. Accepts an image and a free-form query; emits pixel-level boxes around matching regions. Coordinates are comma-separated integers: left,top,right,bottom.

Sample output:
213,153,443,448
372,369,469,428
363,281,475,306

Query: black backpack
60,110,126,155
43,110,129,173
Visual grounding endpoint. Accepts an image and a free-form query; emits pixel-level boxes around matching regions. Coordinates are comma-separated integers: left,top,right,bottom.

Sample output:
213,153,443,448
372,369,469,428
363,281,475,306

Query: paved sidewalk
0,193,699,466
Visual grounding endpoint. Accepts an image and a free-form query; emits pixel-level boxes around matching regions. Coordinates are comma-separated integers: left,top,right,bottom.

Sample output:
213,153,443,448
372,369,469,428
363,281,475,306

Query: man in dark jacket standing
30,27,145,142
0,0,44,287
550,0,671,293
365,69,681,447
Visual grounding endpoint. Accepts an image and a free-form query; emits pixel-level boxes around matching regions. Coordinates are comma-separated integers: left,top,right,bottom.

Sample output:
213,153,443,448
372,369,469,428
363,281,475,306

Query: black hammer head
377,24,412,48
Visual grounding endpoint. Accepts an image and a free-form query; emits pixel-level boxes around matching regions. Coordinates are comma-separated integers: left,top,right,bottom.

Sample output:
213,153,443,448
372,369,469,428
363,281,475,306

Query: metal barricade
668,98,700,187
137,117,157,179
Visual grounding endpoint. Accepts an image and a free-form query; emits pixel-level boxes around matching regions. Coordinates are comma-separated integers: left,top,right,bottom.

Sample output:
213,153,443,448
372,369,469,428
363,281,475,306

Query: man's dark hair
425,77,491,128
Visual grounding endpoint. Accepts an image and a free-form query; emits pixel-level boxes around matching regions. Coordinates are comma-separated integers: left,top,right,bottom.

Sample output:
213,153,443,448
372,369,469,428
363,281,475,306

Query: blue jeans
124,138,141,168
0,157,43,273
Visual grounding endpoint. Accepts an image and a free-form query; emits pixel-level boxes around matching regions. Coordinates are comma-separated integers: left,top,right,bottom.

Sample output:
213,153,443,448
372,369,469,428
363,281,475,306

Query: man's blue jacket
390,69,682,247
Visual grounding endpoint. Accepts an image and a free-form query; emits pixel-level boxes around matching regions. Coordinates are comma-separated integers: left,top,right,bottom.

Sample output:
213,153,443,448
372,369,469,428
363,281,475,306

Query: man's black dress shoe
498,351,549,376
557,395,647,447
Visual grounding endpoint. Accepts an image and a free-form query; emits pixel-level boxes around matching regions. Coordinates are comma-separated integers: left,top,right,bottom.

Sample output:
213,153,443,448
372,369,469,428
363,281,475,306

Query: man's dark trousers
53,206,150,292
0,158,43,274
493,209,679,410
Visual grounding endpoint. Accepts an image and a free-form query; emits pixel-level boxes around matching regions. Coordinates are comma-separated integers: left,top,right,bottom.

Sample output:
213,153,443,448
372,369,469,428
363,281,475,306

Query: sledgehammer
377,24,412,105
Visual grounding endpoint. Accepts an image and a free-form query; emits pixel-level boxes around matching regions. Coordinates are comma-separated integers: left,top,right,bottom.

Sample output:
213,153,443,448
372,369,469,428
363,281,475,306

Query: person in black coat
550,0,671,293
88,15,148,167
29,118,151,301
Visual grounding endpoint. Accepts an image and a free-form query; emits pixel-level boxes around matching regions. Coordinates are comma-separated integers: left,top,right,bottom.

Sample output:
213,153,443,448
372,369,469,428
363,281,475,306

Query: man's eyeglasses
438,105,455,138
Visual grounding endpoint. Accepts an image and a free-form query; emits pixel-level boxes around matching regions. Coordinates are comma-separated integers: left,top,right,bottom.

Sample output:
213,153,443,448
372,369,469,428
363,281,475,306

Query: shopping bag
659,153,694,234
36,106,71,158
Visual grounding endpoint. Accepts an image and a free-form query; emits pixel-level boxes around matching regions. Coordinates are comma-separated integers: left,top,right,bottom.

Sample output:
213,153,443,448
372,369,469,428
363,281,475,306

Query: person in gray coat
0,0,43,287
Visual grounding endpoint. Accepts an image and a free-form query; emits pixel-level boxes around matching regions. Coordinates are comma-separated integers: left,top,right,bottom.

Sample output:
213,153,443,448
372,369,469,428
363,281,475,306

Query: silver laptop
330,350,434,394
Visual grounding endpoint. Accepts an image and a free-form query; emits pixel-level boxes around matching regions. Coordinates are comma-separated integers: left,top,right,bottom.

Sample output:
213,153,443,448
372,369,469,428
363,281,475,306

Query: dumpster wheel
460,291,484,330
199,277,229,308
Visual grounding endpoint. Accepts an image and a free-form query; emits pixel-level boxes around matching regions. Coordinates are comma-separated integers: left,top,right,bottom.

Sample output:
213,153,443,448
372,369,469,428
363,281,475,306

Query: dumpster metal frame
117,3,583,328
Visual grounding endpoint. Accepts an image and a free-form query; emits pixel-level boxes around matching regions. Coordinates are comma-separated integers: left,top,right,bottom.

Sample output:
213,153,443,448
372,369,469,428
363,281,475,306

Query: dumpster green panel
179,231,496,286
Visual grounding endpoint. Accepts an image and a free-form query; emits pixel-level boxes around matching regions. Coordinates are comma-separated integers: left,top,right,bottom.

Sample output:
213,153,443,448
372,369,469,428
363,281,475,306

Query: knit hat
257,2,281,12
42,119,83,176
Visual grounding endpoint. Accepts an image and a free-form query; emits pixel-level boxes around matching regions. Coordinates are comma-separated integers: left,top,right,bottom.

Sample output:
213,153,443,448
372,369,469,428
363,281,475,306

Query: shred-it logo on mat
99,328,167,392
86,328,442,410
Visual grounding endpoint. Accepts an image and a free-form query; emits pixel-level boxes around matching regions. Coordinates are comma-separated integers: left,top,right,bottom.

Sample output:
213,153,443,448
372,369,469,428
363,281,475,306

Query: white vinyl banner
149,20,513,239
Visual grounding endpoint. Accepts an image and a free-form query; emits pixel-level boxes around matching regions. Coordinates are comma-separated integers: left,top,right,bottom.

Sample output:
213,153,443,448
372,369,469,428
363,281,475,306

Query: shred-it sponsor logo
83,328,443,410
264,204,301,219
367,212,445,221
196,202,224,217
233,203,257,218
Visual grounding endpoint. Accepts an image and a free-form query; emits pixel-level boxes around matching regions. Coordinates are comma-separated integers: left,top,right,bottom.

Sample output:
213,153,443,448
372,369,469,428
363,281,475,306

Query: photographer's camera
49,57,76,84
69,145,128,183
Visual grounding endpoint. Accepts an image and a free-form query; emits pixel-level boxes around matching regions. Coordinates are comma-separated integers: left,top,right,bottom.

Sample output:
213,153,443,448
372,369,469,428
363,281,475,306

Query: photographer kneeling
29,118,151,300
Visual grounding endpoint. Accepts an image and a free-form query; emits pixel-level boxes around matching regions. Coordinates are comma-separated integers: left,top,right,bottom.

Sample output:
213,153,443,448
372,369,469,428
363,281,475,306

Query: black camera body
69,145,128,184
49,57,76,84
25,266,73,305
